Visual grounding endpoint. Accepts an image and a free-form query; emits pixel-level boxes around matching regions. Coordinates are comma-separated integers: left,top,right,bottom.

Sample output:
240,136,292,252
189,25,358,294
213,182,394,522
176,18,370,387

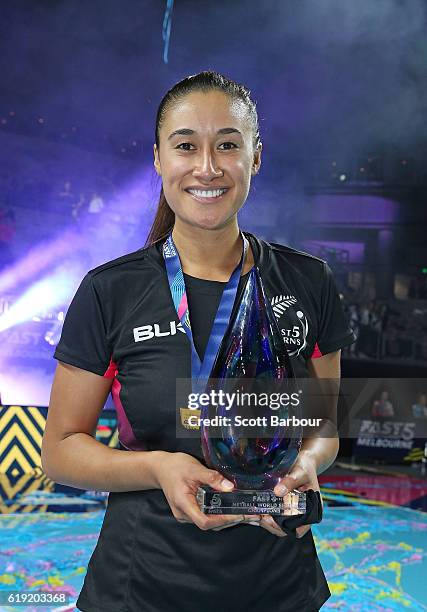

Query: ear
153,144,161,176
251,143,262,176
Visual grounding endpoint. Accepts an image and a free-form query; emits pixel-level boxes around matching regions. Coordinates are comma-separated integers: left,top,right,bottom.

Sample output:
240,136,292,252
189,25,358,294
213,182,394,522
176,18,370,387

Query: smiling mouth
185,188,229,200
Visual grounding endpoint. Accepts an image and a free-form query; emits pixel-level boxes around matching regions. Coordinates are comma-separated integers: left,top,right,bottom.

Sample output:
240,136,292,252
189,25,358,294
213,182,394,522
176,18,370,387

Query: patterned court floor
0,473,426,611
317,472,427,610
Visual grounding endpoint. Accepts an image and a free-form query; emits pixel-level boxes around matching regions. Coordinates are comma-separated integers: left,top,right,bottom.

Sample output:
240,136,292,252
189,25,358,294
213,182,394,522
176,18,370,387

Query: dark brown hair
145,70,261,246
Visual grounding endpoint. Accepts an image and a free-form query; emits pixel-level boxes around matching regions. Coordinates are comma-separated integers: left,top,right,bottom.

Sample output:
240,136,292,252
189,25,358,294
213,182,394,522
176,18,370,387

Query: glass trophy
197,266,306,516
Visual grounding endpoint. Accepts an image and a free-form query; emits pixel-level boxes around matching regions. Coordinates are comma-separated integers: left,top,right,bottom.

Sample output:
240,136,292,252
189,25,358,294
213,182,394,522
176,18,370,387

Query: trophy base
196,485,306,515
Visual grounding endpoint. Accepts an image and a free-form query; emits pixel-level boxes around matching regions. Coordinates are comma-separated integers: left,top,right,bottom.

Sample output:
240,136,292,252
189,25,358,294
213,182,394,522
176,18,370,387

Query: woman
42,71,355,611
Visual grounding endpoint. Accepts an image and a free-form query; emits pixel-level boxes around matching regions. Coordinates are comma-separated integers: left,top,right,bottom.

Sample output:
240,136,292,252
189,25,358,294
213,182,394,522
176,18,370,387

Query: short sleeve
315,262,356,356
54,273,112,376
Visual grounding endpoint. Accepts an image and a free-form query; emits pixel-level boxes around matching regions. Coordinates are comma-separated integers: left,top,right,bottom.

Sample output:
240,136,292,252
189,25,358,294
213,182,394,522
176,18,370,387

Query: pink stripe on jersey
111,376,147,451
104,358,118,379
310,342,323,359
177,293,188,321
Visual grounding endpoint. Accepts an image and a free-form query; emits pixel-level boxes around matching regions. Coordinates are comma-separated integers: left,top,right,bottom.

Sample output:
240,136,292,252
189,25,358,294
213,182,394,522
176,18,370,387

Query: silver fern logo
270,294,308,357
271,294,297,318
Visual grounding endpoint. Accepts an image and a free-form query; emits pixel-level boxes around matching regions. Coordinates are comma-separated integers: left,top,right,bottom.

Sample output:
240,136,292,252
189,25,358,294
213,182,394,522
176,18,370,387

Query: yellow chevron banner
0,406,118,478
0,405,118,514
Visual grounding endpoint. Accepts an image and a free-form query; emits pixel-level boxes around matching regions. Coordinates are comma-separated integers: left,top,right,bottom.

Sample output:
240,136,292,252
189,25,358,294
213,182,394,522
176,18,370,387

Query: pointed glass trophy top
201,266,302,491
215,265,290,380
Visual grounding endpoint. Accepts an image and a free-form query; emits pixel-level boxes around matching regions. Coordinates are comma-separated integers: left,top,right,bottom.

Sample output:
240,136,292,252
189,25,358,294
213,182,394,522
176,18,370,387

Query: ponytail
145,187,175,246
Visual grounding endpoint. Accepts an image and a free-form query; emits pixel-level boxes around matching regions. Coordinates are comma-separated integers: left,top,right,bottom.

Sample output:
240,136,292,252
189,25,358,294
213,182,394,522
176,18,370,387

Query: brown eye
218,142,238,150
175,142,194,150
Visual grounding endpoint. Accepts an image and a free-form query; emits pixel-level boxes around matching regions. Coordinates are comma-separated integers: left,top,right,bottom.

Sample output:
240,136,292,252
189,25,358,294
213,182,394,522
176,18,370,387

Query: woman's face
153,90,262,231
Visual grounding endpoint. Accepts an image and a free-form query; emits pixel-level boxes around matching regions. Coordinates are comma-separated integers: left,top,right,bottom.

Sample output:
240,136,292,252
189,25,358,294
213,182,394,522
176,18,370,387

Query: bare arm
271,350,341,538
274,350,341,494
41,362,167,492
42,362,247,532
300,349,341,474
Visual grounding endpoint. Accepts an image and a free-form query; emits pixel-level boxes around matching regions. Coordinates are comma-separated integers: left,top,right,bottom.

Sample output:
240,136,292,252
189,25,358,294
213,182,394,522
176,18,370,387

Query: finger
244,514,261,526
177,466,239,530
195,468,234,493
183,470,237,529
296,524,311,538
274,465,309,496
210,515,246,530
218,515,261,529
212,517,245,531
259,515,287,538
182,490,246,530
180,496,215,529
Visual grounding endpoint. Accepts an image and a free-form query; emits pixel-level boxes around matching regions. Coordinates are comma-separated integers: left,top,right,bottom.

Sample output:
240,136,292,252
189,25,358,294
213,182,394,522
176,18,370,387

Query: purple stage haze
0,1,426,403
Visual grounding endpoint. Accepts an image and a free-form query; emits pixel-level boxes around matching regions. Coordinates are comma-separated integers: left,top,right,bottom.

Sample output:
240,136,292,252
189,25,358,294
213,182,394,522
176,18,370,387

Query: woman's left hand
216,451,323,537
270,450,323,538
242,450,322,538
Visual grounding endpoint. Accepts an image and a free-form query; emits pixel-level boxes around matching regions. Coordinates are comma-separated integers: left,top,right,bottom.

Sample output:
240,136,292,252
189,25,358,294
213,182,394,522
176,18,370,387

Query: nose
192,147,223,181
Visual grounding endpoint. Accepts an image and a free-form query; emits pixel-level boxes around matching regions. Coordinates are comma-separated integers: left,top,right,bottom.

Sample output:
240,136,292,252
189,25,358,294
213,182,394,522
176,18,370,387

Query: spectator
346,303,360,356
372,390,394,418
358,301,379,357
384,325,404,358
412,393,427,419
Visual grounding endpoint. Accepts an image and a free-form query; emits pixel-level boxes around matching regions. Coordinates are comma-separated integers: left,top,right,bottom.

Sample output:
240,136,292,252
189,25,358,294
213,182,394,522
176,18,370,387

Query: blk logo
133,321,185,343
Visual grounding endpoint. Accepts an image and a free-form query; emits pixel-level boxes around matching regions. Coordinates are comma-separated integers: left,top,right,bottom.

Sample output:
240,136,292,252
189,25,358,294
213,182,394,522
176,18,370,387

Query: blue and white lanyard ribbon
163,231,249,392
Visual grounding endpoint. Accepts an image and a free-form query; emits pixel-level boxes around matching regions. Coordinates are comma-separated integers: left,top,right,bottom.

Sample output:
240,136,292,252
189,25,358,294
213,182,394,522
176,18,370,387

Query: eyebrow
167,127,242,140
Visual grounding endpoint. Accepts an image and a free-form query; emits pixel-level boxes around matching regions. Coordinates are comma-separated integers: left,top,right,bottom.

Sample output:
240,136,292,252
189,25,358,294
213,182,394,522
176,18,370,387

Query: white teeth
187,188,227,198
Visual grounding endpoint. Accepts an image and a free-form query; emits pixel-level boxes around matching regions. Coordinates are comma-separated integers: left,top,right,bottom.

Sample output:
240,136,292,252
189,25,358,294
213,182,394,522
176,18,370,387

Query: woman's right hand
154,452,261,531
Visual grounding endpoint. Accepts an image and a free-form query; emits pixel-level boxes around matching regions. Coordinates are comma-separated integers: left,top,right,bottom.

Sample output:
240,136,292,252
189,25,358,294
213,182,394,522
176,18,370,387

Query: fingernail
275,485,288,496
221,479,234,490
248,521,260,526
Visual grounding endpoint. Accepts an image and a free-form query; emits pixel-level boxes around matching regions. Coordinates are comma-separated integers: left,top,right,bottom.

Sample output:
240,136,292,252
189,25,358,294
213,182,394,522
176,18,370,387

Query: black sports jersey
183,271,250,361
54,232,355,611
